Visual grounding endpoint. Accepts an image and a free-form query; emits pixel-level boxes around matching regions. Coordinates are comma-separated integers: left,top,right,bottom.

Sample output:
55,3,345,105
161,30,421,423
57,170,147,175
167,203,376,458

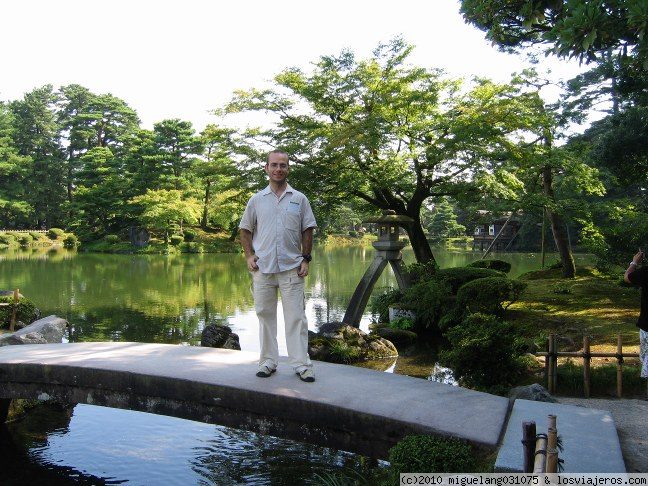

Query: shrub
402,280,452,331
467,259,511,273
170,234,184,245
389,316,414,330
388,435,476,477
63,234,79,248
328,340,362,363
105,234,120,244
432,267,504,294
371,288,403,323
0,233,17,246
18,234,31,246
405,260,438,284
0,295,40,329
440,313,528,394
29,231,43,240
47,228,65,239
348,230,358,238
183,229,197,242
456,277,527,316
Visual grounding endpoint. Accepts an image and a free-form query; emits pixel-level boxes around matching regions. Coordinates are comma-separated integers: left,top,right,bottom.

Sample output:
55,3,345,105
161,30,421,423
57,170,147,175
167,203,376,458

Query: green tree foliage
129,189,202,243
388,435,476,475
225,39,548,263
428,198,466,240
152,119,204,189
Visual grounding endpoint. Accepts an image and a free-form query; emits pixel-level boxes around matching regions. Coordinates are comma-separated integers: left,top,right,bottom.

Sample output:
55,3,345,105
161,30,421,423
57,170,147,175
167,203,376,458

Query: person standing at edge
624,249,648,380
239,150,317,382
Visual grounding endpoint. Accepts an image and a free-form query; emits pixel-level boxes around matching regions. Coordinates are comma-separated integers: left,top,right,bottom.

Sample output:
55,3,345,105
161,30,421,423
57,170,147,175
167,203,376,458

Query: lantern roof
362,210,413,227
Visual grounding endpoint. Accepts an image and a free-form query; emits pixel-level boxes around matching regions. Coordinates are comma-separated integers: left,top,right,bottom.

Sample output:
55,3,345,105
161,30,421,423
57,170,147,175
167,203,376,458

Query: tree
9,85,66,228
129,189,201,243
428,198,466,240
225,39,546,263
152,119,204,189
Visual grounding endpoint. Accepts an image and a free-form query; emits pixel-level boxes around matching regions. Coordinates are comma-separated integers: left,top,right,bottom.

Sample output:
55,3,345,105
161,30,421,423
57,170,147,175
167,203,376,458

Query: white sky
1,0,586,132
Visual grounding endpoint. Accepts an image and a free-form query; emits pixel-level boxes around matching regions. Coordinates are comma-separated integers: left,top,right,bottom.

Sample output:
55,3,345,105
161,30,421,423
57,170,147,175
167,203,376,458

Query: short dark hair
268,149,289,161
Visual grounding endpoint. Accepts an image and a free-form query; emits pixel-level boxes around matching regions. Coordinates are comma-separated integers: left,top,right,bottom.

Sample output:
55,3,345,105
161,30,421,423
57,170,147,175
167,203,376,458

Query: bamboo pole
537,351,639,358
9,288,19,332
522,421,536,473
533,434,548,473
551,334,558,393
583,336,591,398
546,427,558,473
616,334,623,398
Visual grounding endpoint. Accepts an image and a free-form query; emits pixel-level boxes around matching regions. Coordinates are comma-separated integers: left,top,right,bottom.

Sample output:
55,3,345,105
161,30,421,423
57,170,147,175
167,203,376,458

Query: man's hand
297,260,309,277
632,250,644,265
247,255,259,272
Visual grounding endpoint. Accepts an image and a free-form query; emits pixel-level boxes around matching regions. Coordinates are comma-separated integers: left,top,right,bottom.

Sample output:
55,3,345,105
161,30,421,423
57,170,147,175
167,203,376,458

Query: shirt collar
261,183,294,196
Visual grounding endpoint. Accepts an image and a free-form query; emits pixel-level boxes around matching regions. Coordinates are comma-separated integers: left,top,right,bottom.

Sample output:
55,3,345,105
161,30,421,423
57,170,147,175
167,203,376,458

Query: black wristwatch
302,254,312,262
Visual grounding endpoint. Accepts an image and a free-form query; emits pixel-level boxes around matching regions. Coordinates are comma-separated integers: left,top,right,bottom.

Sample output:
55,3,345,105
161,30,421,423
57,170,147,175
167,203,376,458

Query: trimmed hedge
456,277,526,316
402,279,452,330
47,228,65,239
0,295,39,329
389,435,476,476
432,267,504,293
467,259,512,273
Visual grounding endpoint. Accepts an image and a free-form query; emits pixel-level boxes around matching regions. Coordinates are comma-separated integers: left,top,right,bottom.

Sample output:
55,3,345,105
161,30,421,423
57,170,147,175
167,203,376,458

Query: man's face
265,153,289,184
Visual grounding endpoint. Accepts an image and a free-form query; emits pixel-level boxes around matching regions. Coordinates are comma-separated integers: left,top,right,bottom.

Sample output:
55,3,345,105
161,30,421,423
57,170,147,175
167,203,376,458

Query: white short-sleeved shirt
239,184,317,274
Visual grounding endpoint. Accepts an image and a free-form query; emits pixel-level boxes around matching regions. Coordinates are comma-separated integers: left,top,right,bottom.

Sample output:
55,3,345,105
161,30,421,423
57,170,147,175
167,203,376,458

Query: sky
1,0,586,132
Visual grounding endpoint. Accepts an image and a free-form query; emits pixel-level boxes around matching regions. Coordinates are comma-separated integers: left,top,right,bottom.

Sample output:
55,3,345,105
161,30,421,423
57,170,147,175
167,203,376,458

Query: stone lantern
342,210,413,327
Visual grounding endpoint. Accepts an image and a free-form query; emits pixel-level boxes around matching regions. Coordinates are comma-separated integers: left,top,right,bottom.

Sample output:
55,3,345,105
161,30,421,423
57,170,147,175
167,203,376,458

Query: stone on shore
0,315,68,346
201,324,241,350
508,383,556,403
309,323,398,363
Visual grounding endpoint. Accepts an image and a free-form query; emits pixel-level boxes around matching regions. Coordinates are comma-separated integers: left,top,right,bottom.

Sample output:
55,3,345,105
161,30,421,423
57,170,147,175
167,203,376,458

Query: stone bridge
0,342,509,459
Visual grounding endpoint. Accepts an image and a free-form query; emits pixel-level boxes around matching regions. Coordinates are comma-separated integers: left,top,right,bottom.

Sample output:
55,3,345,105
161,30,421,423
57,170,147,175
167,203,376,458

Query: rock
509,383,556,403
374,327,418,346
308,324,398,363
0,315,68,347
201,324,241,350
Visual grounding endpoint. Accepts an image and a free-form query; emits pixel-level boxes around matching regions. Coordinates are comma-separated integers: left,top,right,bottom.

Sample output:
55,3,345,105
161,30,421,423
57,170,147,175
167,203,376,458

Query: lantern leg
343,256,389,327
389,259,410,291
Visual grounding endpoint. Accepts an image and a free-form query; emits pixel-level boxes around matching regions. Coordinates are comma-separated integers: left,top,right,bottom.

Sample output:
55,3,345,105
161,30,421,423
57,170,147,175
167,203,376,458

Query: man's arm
297,227,314,277
624,250,644,283
240,228,258,271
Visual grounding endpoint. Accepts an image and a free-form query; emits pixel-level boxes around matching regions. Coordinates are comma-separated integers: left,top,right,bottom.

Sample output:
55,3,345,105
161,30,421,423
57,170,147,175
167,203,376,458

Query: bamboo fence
523,415,560,473
536,334,641,398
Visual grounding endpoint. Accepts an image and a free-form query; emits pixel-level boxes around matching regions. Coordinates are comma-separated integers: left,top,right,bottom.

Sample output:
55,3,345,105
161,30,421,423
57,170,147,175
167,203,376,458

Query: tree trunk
542,166,575,278
202,180,211,229
405,217,436,265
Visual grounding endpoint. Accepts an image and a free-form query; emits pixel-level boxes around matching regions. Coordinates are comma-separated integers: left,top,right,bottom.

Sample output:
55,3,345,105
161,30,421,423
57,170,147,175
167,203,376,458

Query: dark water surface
0,246,591,484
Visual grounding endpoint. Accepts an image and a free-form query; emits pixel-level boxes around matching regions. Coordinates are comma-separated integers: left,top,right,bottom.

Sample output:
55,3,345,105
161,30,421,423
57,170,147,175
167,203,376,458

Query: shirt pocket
283,210,301,233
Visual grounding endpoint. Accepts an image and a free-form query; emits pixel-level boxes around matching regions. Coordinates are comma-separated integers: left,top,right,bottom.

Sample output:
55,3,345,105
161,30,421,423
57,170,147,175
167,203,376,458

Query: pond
0,245,592,484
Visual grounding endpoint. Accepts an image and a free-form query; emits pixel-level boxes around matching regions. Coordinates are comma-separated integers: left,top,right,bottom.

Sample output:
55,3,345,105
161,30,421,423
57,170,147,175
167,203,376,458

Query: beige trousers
252,267,312,372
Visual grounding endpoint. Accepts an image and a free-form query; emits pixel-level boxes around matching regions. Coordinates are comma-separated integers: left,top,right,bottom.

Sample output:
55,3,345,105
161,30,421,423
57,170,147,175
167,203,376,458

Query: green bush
0,233,17,246
432,267,504,294
0,295,39,329
63,234,79,248
402,280,452,331
183,229,197,242
405,260,438,284
47,228,65,239
467,259,511,273
389,316,414,330
18,234,31,246
456,277,526,316
371,288,403,323
170,234,184,245
29,231,44,240
105,234,120,244
388,435,476,476
440,313,528,394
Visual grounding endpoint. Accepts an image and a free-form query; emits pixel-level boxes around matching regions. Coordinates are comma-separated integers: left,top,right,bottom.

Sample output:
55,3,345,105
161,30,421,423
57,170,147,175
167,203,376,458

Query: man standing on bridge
239,150,317,382
625,249,648,380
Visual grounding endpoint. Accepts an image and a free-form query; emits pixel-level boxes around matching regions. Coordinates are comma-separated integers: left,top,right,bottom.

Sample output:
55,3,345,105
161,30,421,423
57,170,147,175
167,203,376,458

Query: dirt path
557,397,648,473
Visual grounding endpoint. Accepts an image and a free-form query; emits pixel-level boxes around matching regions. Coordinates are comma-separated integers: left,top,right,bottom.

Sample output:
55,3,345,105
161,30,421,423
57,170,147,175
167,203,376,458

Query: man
624,249,647,379
239,150,317,382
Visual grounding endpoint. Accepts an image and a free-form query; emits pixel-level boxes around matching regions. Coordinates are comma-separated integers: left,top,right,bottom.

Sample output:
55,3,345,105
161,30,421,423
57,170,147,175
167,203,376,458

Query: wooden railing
0,289,20,331
536,334,640,398
0,229,46,233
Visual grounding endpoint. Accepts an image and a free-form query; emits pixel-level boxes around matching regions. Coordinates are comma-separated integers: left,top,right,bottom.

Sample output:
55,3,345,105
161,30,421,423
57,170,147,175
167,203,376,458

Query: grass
505,264,646,397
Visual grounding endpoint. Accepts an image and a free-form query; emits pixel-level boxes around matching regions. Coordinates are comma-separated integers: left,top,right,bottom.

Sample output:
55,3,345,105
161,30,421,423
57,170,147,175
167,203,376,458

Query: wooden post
9,288,19,332
616,334,623,398
547,334,555,394
522,421,536,473
546,427,558,473
0,399,10,423
583,336,591,398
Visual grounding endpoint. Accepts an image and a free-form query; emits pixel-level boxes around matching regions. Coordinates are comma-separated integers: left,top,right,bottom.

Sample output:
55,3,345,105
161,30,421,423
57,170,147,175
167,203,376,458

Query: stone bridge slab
0,342,509,458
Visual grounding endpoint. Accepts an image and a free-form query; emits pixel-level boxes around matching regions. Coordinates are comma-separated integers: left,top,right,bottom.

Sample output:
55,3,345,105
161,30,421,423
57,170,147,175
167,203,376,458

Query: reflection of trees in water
191,426,371,485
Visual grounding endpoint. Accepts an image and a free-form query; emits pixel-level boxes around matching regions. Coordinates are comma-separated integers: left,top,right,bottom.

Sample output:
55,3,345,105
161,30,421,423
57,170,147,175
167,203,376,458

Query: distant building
472,214,521,252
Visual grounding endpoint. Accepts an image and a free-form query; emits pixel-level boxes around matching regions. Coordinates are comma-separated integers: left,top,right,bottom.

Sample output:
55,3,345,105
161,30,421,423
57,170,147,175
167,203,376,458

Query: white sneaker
256,364,276,378
296,368,315,382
